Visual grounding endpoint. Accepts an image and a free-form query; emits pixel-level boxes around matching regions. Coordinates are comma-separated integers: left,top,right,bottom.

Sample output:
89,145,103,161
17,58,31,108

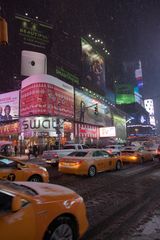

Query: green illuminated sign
113,114,126,140
56,67,79,84
116,94,135,104
116,84,135,104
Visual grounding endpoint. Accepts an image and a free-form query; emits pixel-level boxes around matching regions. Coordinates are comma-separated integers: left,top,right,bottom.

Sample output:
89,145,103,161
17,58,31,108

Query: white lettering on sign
20,117,60,132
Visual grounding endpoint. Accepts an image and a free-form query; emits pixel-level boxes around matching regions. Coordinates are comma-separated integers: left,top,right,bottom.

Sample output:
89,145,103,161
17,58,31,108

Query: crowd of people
25,145,39,160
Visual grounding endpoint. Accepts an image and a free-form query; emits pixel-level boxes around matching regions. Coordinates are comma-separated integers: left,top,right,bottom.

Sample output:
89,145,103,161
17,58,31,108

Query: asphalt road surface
34,158,160,240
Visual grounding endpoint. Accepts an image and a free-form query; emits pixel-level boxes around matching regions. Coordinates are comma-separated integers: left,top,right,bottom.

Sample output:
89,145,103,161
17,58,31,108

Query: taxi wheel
88,166,96,177
28,175,43,182
44,216,77,240
116,160,122,171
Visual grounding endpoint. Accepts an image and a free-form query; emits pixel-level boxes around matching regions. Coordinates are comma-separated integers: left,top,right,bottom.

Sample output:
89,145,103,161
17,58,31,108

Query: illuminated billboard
20,74,74,119
113,115,126,140
144,99,154,115
15,14,53,51
144,99,156,126
75,88,112,126
81,38,106,93
100,127,116,137
20,116,63,137
0,90,19,122
0,122,19,135
116,84,135,104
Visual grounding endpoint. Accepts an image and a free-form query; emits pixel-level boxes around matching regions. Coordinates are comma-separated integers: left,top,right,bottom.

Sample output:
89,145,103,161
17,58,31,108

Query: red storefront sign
0,122,19,135
75,123,99,138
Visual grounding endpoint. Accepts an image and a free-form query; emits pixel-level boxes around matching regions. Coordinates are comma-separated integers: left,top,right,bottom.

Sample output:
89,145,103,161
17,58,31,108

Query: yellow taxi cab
59,149,123,177
0,156,49,182
0,180,89,240
120,146,153,163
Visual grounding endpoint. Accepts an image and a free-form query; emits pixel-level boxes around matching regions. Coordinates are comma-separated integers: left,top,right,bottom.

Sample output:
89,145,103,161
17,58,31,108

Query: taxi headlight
63,196,83,208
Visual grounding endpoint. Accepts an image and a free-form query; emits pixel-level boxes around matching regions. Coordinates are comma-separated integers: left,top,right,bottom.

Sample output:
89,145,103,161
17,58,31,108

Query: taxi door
139,147,151,161
0,163,24,181
101,151,114,170
0,167,18,181
0,191,36,240
92,151,106,171
143,148,153,161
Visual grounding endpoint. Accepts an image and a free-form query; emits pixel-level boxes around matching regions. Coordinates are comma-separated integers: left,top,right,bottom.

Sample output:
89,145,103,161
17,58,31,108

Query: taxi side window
93,151,103,157
0,191,13,213
101,151,110,157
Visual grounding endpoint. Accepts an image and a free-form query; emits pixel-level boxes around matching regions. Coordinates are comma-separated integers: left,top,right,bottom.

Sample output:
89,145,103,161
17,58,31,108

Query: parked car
104,144,124,155
59,149,123,177
42,144,89,166
0,180,89,240
120,146,153,163
0,156,49,182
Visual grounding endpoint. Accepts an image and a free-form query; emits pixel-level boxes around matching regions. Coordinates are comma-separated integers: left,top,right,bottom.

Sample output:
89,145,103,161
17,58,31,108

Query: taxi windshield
68,151,88,157
0,180,37,196
0,158,17,168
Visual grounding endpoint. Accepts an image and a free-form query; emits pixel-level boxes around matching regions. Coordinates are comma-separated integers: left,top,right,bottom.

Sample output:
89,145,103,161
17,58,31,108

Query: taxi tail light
67,160,83,166
60,159,83,166
73,160,83,165
108,149,112,154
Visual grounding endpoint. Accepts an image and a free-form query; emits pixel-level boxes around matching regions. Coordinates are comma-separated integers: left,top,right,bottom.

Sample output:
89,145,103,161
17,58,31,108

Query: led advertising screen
20,74,74,119
113,114,126,140
75,88,112,126
0,90,19,122
81,38,106,93
116,84,135,104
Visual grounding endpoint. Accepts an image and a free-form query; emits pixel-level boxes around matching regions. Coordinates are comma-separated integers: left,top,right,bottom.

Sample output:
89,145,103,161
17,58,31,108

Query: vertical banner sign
81,38,106,93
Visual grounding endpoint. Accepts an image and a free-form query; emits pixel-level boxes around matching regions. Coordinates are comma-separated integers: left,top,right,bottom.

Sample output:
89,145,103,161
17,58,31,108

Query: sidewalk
12,155,28,161
11,154,45,164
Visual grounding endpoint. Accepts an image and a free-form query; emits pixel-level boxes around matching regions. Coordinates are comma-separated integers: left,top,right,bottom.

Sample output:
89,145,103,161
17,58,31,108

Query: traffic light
94,104,98,115
0,17,8,45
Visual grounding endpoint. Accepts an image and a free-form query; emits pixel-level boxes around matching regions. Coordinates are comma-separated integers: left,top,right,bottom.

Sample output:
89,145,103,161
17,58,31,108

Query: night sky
76,0,160,97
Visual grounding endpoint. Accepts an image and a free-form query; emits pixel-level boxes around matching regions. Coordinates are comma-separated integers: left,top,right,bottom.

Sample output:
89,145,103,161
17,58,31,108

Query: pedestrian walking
14,145,18,156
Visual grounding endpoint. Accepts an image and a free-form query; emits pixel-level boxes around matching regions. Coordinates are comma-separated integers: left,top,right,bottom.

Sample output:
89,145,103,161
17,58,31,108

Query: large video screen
20,75,74,119
0,90,19,122
75,88,112,126
81,38,106,93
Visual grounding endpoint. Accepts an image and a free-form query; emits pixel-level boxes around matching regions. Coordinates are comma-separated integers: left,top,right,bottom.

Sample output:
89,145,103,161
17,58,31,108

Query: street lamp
126,117,134,124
